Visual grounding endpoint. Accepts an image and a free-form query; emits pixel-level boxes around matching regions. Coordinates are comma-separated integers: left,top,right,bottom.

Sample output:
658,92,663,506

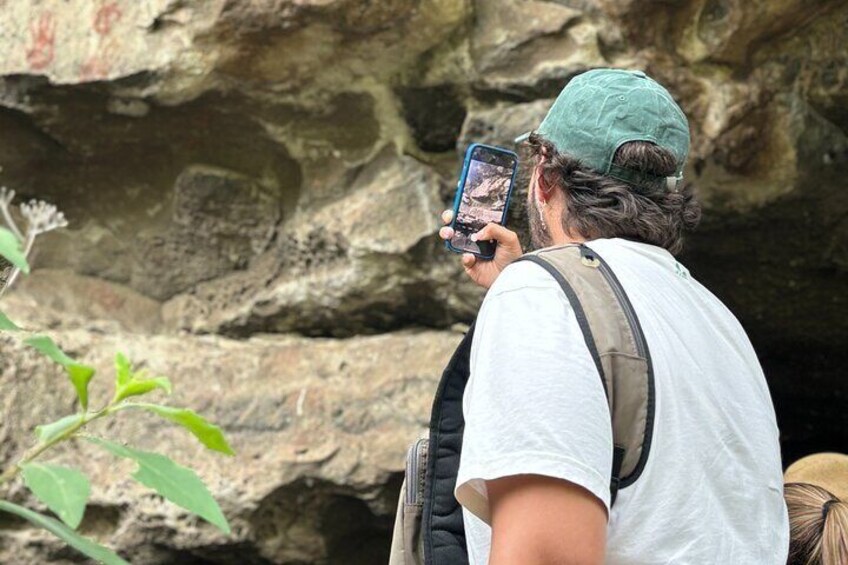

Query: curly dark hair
525,132,701,254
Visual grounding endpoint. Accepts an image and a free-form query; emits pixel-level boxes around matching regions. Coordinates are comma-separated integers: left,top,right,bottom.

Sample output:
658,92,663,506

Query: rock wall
0,299,460,564
0,0,846,563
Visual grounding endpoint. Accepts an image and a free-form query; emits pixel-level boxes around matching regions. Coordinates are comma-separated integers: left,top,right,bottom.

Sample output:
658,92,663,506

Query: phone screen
450,146,517,257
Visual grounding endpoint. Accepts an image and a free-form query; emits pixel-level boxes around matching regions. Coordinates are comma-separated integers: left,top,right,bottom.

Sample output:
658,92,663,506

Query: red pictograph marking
79,55,109,81
93,2,122,35
25,12,56,71
79,39,117,81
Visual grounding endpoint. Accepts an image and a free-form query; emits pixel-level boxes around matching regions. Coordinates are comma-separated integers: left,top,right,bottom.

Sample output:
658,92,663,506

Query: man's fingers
472,223,520,248
461,253,476,268
441,209,454,225
439,226,454,240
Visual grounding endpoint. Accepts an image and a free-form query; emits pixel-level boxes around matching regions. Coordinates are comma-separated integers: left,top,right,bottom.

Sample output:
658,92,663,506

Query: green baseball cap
515,68,689,191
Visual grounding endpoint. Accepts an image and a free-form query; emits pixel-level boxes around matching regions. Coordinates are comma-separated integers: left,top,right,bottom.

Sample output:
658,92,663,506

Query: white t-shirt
455,238,789,564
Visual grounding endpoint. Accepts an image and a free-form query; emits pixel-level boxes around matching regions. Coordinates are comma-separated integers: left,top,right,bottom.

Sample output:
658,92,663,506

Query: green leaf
36,414,83,443
114,376,171,403
24,335,96,410
87,437,230,534
20,463,90,529
130,404,234,456
0,500,128,565
112,354,171,403
114,353,132,387
25,334,77,365
65,365,97,410
0,309,20,331
0,227,29,273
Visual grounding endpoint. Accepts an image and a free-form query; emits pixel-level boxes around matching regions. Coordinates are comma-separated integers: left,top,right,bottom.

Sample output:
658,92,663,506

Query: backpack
388,243,656,565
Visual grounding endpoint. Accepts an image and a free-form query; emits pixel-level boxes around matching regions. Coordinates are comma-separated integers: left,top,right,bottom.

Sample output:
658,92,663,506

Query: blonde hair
785,482,848,565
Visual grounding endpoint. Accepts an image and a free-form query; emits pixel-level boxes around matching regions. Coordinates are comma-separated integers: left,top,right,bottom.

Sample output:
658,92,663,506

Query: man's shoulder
487,258,562,298
475,259,575,336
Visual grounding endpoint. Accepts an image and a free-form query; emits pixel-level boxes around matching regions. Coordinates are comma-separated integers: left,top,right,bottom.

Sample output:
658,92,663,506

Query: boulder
470,0,612,100
0,1,217,86
458,99,553,149
162,150,484,337
131,165,282,300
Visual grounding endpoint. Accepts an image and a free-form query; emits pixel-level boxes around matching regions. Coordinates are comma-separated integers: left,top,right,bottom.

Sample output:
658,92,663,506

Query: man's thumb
473,223,518,247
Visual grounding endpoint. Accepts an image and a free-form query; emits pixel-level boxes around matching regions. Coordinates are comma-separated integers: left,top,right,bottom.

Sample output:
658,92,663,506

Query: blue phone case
446,143,519,260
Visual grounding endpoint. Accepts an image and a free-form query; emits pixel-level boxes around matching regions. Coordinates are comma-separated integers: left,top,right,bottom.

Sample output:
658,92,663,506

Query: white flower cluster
20,198,68,236
0,186,67,240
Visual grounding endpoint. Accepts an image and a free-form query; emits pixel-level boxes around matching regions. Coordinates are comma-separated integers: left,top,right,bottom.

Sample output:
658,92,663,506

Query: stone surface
161,150,484,337
0,307,464,564
131,165,282,300
0,0,846,562
3,269,162,334
471,0,611,100
0,1,218,85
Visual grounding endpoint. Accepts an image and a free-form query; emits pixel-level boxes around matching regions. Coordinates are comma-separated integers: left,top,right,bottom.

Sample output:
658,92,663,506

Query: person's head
784,453,848,565
784,483,848,565
515,69,701,253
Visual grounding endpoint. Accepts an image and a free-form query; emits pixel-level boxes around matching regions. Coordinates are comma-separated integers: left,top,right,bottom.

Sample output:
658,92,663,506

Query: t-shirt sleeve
455,261,613,524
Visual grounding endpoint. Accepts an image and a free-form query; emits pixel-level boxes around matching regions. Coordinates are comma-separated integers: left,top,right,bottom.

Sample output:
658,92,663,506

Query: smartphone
446,143,519,260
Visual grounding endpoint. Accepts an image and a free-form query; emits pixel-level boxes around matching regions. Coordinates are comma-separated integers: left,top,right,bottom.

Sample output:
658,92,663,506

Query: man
438,69,789,564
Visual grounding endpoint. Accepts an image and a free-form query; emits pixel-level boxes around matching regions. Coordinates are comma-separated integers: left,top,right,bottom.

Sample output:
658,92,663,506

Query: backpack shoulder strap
518,244,656,505
422,323,475,564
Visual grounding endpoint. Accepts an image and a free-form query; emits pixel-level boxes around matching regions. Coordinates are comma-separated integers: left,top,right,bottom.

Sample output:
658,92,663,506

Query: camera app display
451,157,514,256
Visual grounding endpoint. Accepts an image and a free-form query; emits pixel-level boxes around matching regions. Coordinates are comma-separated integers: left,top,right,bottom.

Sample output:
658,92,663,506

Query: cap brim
514,131,532,145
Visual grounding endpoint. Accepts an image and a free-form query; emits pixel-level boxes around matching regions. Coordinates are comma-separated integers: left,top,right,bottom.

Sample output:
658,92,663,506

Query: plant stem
0,406,115,486
0,200,24,242
0,230,35,297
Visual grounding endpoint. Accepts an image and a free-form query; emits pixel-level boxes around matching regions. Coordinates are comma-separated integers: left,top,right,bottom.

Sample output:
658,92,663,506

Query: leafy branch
0,189,234,563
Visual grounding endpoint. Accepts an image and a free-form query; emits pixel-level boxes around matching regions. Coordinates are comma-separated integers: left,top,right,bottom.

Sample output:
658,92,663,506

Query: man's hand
488,475,607,565
438,209,524,289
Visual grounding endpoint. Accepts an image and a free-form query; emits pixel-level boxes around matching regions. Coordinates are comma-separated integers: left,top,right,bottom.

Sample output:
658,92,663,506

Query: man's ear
535,166,552,202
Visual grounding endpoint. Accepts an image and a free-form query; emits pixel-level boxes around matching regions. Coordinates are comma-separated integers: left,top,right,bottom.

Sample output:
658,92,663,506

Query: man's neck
543,203,585,246
549,227,585,247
